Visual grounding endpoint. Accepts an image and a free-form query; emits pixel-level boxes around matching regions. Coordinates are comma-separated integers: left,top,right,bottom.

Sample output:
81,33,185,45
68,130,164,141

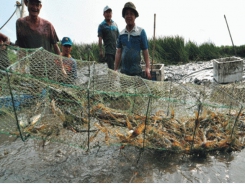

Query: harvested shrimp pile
90,103,245,153
10,100,245,153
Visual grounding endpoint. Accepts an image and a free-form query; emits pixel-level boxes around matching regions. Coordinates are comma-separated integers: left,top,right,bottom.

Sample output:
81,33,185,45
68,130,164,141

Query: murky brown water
0,133,245,183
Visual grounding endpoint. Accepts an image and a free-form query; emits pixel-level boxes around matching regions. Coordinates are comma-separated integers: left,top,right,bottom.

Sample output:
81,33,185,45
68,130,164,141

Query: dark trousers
121,71,142,77
104,54,115,70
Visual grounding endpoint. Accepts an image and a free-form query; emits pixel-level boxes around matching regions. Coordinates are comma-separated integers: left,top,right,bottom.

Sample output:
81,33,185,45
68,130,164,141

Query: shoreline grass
71,36,245,65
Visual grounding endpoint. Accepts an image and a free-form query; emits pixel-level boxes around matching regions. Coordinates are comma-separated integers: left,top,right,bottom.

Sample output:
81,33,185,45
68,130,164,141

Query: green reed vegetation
7,36,243,65
71,35,245,65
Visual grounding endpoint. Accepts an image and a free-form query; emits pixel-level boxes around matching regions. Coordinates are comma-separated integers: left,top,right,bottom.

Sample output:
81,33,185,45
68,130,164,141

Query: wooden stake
224,15,236,56
151,14,156,72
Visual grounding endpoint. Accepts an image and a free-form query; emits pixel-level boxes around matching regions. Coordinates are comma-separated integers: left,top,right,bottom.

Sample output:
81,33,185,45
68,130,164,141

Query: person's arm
49,22,60,55
53,43,61,55
114,48,122,71
98,24,104,59
98,36,103,58
142,49,151,79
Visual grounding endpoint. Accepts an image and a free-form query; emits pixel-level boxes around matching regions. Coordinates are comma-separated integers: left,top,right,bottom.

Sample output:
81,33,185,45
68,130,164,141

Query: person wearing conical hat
114,2,151,79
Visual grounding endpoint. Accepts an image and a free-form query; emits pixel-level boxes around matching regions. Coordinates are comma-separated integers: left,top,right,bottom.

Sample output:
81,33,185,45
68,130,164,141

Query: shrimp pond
1,61,245,183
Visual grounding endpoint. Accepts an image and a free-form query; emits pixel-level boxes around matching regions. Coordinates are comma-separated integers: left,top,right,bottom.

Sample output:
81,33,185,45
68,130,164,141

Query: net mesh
0,45,245,154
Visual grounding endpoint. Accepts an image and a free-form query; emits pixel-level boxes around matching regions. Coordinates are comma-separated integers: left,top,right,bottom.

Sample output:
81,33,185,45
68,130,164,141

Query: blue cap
61,37,72,46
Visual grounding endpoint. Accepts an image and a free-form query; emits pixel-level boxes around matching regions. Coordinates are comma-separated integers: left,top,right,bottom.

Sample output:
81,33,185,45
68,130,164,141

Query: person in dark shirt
98,5,119,69
0,32,10,70
15,0,60,78
16,0,60,54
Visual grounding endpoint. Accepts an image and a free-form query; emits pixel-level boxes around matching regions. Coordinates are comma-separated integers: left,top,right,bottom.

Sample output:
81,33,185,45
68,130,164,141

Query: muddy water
0,134,245,183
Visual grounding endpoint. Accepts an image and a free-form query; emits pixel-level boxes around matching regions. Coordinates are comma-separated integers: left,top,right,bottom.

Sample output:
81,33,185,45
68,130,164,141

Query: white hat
103,5,112,13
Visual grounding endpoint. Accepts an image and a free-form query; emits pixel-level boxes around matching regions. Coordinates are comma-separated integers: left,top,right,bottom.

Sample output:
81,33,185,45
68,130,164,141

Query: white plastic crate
212,56,243,83
141,64,164,81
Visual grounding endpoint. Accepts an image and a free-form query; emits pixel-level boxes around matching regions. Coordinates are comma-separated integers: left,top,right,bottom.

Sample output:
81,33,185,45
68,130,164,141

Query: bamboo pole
151,14,156,72
224,15,236,56
21,0,25,18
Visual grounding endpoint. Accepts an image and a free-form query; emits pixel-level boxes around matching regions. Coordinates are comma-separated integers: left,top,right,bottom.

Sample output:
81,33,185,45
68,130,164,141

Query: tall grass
149,36,188,64
71,42,99,61
219,45,245,57
70,36,245,65
185,40,200,61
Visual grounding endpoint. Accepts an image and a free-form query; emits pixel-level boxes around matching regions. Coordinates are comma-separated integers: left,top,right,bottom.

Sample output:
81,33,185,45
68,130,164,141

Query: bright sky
1,0,245,46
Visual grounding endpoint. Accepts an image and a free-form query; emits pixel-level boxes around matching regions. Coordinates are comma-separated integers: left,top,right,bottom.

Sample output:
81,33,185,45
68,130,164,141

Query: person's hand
145,67,152,80
5,40,10,45
61,64,67,76
54,57,67,76
99,50,103,58
114,65,118,72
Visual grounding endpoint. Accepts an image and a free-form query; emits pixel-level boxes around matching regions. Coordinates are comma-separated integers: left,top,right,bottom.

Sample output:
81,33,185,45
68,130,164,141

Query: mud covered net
0,45,245,154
